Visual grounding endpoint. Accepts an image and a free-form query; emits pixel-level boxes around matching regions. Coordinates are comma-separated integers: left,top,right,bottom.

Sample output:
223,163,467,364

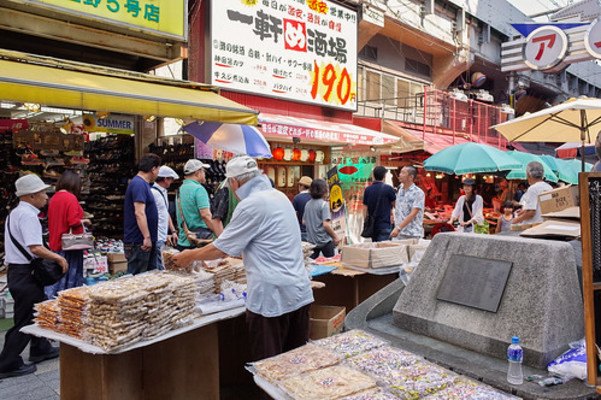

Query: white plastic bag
547,339,587,381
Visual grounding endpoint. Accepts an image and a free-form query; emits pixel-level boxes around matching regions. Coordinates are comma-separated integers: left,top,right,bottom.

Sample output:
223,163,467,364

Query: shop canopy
0,58,258,125
259,113,399,146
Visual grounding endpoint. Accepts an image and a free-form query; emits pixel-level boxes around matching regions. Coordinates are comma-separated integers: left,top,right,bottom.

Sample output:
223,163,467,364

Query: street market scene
4,0,601,399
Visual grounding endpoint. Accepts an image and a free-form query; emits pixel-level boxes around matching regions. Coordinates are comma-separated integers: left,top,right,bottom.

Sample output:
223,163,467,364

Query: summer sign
210,0,358,111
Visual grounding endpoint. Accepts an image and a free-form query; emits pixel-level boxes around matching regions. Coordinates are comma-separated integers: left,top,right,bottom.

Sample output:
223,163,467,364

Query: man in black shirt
362,166,396,242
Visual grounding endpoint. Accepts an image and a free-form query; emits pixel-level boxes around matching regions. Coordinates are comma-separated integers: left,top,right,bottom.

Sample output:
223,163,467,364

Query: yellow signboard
28,0,185,38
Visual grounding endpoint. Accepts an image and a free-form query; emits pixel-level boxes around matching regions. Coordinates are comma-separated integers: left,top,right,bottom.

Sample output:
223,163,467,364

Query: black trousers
0,263,53,372
246,303,311,362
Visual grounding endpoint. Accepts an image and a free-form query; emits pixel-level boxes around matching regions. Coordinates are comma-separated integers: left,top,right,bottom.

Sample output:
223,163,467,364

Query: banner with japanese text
211,0,357,111
327,166,349,243
23,0,185,39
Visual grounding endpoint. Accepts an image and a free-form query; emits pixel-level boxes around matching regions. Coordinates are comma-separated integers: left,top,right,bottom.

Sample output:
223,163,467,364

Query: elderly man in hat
172,156,313,364
0,174,68,378
151,166,179,269
292,176,313,241
176,159,216,250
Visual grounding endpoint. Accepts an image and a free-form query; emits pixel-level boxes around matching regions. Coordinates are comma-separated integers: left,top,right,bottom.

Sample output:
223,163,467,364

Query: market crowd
0,149,557,380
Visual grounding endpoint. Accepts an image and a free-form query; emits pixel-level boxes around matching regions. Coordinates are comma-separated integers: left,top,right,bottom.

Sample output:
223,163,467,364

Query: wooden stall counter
22,307,245,400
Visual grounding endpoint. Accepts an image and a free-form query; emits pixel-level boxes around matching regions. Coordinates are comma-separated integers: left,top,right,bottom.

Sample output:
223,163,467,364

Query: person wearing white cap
151,166,179,269
0,174,68,378
173,156,313,366
175,159,215,249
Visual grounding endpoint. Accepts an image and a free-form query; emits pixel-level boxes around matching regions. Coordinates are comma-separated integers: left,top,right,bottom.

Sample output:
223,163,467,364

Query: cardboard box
542,206,580,221
107,252,127,274
538,185,579,215
309,305,346,340
520,220,580,239
107,252,126,263
341,242,408,268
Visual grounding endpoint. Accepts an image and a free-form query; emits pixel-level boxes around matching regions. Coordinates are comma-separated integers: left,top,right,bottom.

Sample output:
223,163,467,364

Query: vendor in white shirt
512,161,552,225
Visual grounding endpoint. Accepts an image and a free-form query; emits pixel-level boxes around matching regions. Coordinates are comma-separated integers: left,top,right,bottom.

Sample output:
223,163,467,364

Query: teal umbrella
423,142,521,175
505,151,559,182
540,155,576,184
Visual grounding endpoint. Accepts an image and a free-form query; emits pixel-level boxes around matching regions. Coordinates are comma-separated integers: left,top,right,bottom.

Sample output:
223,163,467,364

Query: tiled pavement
0,334,60,400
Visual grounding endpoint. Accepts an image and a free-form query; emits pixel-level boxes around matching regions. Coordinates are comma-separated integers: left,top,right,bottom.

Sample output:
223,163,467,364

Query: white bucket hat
15,174,50,197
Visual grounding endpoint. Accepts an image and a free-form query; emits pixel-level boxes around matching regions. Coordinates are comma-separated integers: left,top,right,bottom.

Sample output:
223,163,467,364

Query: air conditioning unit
449,88,468,102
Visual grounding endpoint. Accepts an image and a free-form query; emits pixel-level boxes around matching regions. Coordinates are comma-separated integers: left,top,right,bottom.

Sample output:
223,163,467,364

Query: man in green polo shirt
176,159,216,249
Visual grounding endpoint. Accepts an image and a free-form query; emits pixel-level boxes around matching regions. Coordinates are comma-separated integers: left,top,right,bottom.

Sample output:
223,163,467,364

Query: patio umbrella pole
581,109,588,172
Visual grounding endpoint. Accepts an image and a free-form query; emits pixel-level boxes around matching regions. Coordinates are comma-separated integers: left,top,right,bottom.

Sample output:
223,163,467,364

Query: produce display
344,346,422,378
254,342,340,382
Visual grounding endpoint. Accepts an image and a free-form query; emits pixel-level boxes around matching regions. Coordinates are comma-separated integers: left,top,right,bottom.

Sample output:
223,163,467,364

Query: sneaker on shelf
83,212,94,219
40,149,60,157
43,158,65,167
70,156,90,165
42,169,61,179
64,150,83,157
21,154,43,165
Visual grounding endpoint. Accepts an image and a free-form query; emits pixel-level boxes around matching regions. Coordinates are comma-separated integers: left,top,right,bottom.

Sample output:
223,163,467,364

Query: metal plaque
436,255,512,313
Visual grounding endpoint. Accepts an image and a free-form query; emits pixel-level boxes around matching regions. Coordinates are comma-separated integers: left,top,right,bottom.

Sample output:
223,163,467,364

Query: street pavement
0,333,60,400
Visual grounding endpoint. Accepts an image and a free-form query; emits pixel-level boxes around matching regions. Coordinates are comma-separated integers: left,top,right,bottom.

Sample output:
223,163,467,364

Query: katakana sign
210,0,358,111
523,26,568,71
22,0,185,39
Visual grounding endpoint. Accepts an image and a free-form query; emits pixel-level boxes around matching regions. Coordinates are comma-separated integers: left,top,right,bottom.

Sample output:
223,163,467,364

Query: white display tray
341,263,402,275
21,306,245,355
253,374,293,400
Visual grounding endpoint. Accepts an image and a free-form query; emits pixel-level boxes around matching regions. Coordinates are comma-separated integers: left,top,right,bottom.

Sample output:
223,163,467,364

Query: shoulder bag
177,191,213,248
361,185,385,238
61,223,94,251
6,215,65,286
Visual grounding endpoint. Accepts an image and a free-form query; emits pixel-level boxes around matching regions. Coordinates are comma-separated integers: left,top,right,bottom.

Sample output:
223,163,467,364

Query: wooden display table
22,307,245,400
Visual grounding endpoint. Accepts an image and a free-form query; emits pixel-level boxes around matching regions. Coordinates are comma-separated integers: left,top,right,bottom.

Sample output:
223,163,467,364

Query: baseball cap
225,156,259,179
298,176,313,187
158,166,179,179
15,174,51,197
184,159,210,175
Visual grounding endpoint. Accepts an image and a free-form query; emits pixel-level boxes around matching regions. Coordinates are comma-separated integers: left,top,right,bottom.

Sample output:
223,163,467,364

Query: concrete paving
0,331,60,400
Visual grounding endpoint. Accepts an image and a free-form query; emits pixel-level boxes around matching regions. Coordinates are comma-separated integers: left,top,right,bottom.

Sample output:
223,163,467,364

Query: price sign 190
310,60,356,106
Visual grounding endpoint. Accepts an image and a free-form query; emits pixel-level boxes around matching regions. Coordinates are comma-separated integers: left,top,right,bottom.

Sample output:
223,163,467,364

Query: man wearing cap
292,176,313,241
151,166,179,269
123,153,161,274
176,159,216,249
363,166,396,242
172,156,313,365
0,174,68,378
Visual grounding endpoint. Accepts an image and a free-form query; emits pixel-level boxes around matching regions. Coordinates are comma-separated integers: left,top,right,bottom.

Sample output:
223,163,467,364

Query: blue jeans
372,227,391,242
124,242,158,275
155,240,165,271
45,250,84,299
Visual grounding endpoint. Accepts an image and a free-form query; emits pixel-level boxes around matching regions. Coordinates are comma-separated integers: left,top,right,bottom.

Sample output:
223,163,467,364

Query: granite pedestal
393,232,584,369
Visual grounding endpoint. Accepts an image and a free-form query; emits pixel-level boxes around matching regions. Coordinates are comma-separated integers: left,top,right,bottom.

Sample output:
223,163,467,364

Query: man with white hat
172,156,313,366
292,176,313,241
176,159,215,249
151,166,179,269
0,174,68,378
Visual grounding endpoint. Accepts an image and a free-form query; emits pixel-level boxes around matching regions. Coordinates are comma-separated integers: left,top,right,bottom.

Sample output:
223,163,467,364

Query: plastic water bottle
507,336,524,385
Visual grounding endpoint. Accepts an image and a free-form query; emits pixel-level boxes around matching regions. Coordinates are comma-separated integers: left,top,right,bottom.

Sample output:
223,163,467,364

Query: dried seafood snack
421,378,521,400
313,329,387,358
281,365,376,400
339,388,398,400
34,299,60,331
384,362,459,399
344,346,422,379
253,342,340,382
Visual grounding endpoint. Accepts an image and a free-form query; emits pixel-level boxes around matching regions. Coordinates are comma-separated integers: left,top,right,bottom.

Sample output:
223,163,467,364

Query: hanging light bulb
95,111,110,119
24,103,41,112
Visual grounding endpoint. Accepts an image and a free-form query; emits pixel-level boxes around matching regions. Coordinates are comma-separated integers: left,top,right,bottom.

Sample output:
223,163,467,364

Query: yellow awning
0,59,258,125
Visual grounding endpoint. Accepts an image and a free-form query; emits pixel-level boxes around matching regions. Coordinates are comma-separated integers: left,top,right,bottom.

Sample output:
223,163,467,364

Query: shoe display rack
0,129,19,257
149,137,227,199
83,135,136,239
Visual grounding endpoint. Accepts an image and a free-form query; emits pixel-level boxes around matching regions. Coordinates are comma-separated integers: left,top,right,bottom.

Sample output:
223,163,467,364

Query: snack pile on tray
84,272,196,349
253,343,340,383
34,299,60,332
201,258,245,292
281,365,376,400
57,286,90,338
250,329,522,400
313,329,388,358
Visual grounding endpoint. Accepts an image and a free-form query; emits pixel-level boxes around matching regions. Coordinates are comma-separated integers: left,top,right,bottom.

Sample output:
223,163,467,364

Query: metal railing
357,87,510,150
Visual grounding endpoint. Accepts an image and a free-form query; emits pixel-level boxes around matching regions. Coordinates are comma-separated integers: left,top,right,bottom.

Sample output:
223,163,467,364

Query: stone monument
393,232,583,369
